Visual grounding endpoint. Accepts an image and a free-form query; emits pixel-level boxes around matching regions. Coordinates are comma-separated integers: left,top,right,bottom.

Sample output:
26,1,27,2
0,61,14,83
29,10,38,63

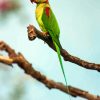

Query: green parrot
31,0,70,95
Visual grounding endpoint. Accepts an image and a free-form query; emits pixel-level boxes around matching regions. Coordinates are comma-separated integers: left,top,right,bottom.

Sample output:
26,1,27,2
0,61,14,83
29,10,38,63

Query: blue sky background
0,0,100,100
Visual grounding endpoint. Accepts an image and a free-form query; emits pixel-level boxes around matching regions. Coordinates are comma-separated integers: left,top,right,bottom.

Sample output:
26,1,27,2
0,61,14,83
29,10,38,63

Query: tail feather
53,41,68,85
54,41,71,100
48,30,71,99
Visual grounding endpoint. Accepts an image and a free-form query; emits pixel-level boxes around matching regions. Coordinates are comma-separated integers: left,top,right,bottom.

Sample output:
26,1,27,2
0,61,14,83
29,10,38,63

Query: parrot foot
42,32,50,44
42,32,49,38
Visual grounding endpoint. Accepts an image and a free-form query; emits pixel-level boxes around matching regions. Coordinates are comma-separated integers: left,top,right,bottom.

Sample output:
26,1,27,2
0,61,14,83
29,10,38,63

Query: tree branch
27,25,100,72
0,41,100,100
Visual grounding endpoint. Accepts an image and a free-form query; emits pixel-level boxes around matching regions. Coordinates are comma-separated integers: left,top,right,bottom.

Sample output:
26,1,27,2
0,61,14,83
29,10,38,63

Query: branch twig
27,25,100,72
0,41,100,100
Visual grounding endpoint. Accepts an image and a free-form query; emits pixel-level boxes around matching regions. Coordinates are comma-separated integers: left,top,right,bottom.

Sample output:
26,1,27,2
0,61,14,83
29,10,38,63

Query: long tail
53,41,71,99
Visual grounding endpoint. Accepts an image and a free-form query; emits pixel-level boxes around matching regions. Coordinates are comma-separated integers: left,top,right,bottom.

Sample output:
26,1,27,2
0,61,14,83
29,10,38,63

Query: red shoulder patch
45,7,50,17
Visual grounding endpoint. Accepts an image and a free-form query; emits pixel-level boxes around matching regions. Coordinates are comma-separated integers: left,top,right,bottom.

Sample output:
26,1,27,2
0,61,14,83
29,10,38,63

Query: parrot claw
42,32,50,38
43,32,50,44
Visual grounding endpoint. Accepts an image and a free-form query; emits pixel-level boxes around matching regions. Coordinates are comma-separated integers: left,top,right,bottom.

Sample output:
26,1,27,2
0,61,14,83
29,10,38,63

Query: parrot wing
42,6,68,86
42,7,61,47
41,6,71,100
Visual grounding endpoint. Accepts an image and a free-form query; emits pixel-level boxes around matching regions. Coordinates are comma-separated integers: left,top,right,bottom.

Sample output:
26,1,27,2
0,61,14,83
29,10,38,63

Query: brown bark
0,41,100,100
27,25,100,72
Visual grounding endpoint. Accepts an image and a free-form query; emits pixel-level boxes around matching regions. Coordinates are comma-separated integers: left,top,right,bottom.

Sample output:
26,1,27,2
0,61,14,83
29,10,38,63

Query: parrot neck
36,2,50,9
36,1,49,6
37,3,48,6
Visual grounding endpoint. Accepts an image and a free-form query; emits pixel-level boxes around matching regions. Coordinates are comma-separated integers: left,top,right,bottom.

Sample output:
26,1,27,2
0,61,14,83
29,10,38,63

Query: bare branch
0,41,100,100
27,25,100,72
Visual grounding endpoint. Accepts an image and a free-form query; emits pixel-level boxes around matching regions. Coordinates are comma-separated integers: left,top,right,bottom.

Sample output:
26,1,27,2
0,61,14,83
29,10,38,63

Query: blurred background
0,0,100,100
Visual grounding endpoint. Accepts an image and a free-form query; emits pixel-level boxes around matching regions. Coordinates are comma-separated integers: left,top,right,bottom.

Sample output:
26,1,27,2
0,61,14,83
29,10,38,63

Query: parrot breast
35,3,49,32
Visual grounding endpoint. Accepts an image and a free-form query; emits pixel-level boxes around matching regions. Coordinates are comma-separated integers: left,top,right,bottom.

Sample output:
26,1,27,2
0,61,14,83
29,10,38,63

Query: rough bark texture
0,41,100,100
27,25,100,72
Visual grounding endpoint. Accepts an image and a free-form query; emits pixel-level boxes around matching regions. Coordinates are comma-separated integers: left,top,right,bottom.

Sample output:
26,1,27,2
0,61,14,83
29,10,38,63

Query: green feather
36,5,71,98
35,2,71,99
42,7,68,85
48,31,71,100
53,41,68,85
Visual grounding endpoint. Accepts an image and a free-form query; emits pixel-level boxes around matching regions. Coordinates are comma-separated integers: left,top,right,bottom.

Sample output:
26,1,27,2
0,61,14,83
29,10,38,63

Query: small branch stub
27,25,37,40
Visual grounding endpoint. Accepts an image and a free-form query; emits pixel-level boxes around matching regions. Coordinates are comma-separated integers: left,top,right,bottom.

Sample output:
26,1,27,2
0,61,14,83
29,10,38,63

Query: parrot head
30,0,48,4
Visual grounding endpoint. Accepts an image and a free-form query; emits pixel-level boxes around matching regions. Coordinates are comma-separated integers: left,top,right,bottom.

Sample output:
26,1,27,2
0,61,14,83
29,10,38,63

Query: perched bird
31,0,70,97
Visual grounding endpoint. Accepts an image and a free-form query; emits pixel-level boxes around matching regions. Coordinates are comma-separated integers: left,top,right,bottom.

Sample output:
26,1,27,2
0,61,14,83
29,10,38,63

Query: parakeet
31,0,70,95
